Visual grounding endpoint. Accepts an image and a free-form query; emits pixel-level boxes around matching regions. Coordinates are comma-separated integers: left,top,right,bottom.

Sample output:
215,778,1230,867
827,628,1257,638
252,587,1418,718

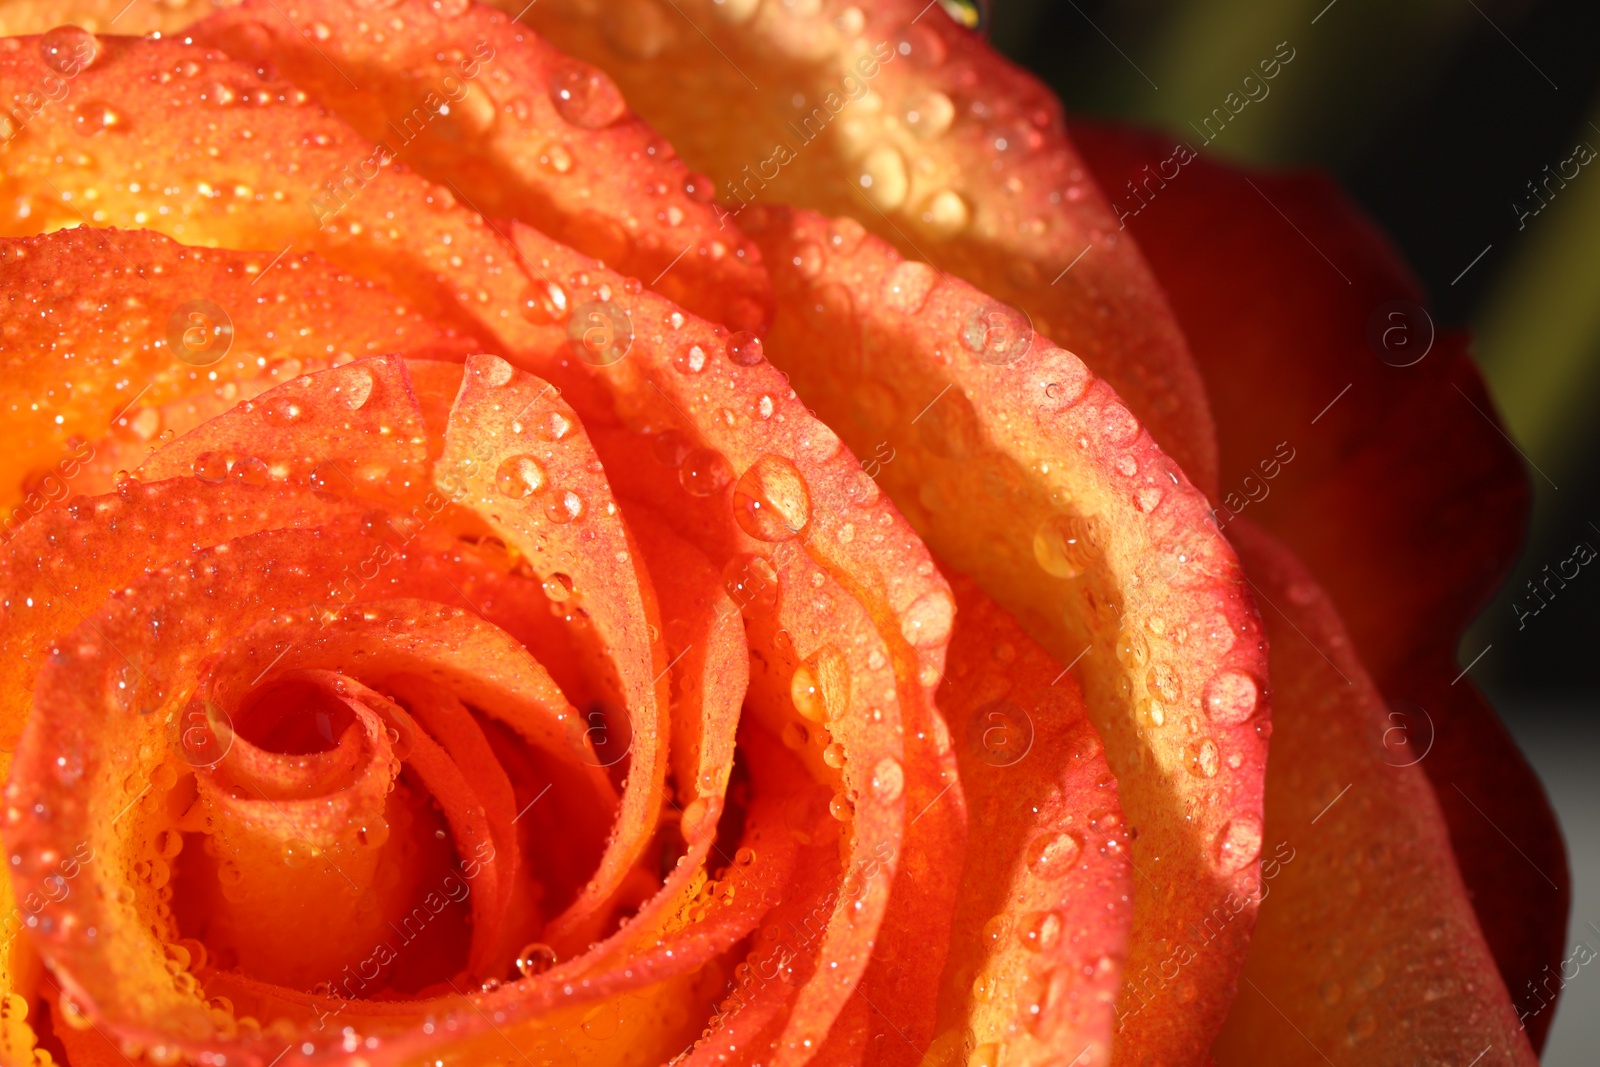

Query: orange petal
1215,520,1534,1065
435,354,669,950
506,0,1217,493
1072,121,1564,1041
746,204,1269,1066
0,228,469,513
193,0,774,332
930,573,1132,1067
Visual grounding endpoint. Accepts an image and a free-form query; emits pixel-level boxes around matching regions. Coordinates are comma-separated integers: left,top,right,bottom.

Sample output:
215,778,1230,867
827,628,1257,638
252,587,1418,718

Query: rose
0,4,1557,1067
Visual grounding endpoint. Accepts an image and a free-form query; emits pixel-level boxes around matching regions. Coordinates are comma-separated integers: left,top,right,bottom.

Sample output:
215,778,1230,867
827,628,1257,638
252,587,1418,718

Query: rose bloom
0,1,1564,1066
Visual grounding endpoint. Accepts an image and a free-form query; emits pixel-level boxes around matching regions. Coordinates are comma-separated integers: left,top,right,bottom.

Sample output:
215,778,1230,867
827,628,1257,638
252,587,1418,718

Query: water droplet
516,942,557,977
733,454,811,541
1018,910,1061,952
1185,738,1220,778
679,448,733,496
429,0,470,15
192,452,229,484
603,0,674,58
307,461,348,502
674,341,709,374
828,793,853,821
495,455,547,498
961,299,1033,365
544,489,583,524
880,260,940,314
263,397,306,426
859,145,909,210
537,410,572,441
72,99,123,135
734,846,757,866
39,26,101,75
542,573,574,602
536,141,575,175
1025,832,1082,877
726,330,764,366
282,839,321,869
919,189,970,236
791,664,826,722
1032,513,1095,578
230,456,271,488
1212,815,1262,873
870,757,904,803
547,61,626,129
901,589,954,648
1347,1010,1376,1041
904,90,955,139
1203,670,1258,724
1116,627,1149,668
336,365,375,408
822,742,845,770
722,553,779,618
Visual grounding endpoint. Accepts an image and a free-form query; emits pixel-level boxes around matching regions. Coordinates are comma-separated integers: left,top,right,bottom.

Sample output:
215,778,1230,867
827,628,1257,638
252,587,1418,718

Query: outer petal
0,228,469,515
745,205,1268,1067
1072,121,1565,1043
192,0,774,332
1216,521,1535,1066
505,0,1218,493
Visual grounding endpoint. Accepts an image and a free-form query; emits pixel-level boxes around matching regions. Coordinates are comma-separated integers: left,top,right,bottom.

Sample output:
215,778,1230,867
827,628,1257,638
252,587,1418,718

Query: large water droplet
1025,832,1082,878
733,455,810,541
547,61,626,129
880,260,940,314
858,145,909,210
544,489,584,524
520,279,570,325
516,942,557,977
1212,815,1262,873
725,330,764,366
1203,670,1258,724
961,299,1033,365
72,99,123,136
901,589,954,648
1018,909,1062,952
904,89,955,139
39,25,101,75
1032,513,1095,578
679,448,733,496
495,455,547,498
870,757,904,803
192,452,229,484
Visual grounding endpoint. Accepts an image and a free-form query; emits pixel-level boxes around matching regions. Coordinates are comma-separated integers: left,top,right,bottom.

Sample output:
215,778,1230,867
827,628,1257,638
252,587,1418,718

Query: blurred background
983,0,1599,1058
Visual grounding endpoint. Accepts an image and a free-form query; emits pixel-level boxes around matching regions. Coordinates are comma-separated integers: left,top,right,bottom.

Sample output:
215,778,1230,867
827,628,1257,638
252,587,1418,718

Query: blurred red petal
1073,121,1566,1045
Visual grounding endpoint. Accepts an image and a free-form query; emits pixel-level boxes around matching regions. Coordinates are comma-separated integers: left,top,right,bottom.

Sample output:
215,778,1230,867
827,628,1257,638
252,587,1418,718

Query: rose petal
0,229,469,513
1072,120,1565,1041
436,355,668,950
747,205,1269,1066
930,574,1132,1067
505,0,1218,493
1216,521,1535,1065
193,0,774,332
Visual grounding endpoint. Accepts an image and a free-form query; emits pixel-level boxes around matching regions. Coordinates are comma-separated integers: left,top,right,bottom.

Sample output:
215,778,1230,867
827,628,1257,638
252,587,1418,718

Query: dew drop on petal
547,61,626,129
495,455,547,499
1204,670,1259,724
516,942,557,978
732,455,810,541
1025,832,1082,878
